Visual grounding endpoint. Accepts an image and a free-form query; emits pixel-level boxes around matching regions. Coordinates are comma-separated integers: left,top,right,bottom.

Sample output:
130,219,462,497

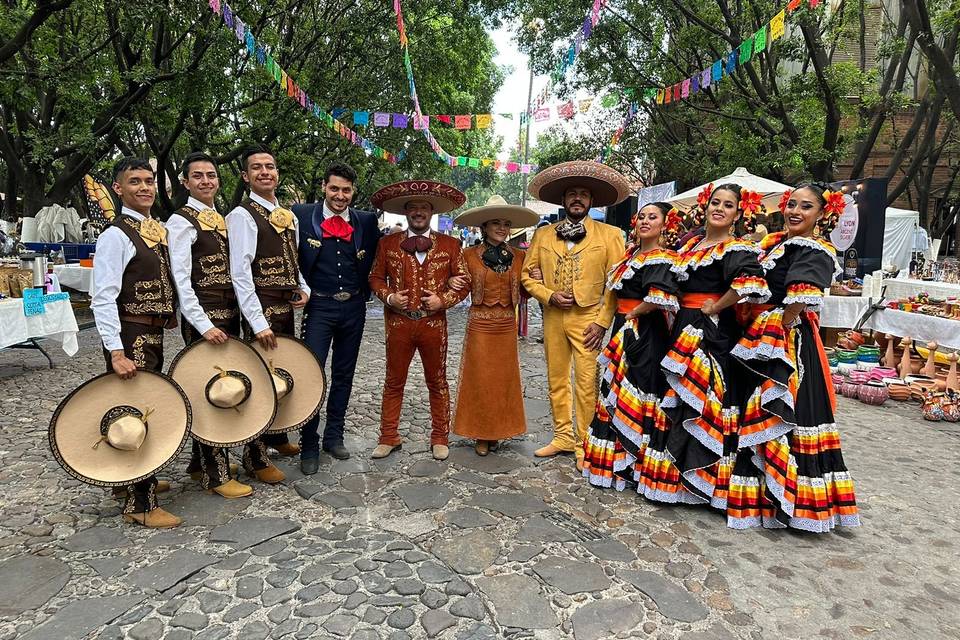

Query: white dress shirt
407,229,429,265
91,207,149,352
226,192,309,334
166,196,217,337
323,201,350,223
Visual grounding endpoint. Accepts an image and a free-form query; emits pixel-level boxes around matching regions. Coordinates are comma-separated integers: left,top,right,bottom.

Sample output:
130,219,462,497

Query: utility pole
520,64,535,207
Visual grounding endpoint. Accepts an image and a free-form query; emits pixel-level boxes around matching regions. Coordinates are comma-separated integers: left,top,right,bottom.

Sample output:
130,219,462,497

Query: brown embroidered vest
171,207,232,291
112,215,176,316
241,199,299,291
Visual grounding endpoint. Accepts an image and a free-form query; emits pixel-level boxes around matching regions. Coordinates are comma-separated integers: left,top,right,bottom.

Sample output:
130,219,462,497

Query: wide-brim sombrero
454,195,540,228
251,335,326,434
527,160,631,208
49,371,191,487
370,180,466,215
168,336,277,447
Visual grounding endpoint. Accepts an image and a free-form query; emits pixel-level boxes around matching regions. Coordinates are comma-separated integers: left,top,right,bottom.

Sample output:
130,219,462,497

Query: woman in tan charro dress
452,196,540,455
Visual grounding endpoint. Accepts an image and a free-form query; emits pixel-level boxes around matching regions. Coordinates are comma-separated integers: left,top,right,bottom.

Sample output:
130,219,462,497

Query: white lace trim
761,235,842,280
672,242,761,281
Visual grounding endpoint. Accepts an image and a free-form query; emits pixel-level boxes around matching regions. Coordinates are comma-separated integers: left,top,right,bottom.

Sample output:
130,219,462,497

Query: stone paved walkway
0,303,958,640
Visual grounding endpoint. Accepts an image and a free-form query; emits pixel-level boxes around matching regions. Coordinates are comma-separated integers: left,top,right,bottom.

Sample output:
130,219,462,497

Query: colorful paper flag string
392,0,534,173
207,0,404,164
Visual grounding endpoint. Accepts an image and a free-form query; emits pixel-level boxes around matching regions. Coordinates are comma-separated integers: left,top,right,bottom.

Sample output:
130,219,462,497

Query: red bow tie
321,215,353,242
400,235,432,254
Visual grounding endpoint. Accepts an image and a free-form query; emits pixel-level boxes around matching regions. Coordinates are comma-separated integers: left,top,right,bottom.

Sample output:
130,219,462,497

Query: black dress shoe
300,457,320,475
323,444,351,460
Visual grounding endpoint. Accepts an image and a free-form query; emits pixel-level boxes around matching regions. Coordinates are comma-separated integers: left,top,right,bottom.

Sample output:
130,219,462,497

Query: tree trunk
2,170,17,222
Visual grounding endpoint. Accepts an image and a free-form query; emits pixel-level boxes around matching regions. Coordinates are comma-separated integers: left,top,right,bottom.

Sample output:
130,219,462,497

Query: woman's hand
701,299,717,316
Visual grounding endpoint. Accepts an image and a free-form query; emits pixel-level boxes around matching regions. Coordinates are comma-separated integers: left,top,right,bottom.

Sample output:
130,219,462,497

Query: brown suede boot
122,507,182,529
248,464,285,484
273,443,300,456
209,479,254,498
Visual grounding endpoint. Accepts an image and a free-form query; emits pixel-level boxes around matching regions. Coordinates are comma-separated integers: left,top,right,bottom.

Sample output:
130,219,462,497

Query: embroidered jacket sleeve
90,227,136,352
368,236,391,303
783,246,835,309
724,244,771,303
640,261,680,313
440,243,470,309
226,206,269,334
291,217,310,297
520,227,554,306
166,215,214,336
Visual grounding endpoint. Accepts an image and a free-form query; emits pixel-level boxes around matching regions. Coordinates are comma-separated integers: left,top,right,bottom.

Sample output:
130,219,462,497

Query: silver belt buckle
333,291,351,302
406,310,425,320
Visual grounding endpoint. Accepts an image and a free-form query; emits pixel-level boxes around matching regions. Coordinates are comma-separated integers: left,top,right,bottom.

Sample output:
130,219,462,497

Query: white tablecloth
52,264,93,292
863,308,960,349
883,277,960,301
0,298,79,355
820,295,871,328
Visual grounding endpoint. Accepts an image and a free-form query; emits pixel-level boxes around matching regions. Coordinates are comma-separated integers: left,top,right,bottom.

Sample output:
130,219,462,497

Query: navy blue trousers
300,295,366,456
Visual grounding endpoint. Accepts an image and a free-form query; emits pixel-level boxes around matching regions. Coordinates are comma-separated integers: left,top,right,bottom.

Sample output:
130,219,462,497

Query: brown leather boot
273,443,301,456
474,441,489,456
209,479,254,498
248,464,285,484
122,507,182,528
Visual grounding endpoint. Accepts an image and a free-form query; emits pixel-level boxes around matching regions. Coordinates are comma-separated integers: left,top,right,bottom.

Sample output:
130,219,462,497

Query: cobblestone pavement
0,302,958,640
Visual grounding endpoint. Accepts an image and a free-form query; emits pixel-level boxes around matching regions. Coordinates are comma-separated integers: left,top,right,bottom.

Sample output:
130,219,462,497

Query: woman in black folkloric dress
582,202,682,495
654,183,772,515
731,184,860,532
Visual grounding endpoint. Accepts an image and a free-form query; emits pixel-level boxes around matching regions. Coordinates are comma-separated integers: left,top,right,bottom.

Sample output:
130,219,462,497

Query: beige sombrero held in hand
369,180,466,215
251,334,326,434
527,160,631,208
454,195,540,229
167,336,277,447
48,371,192,487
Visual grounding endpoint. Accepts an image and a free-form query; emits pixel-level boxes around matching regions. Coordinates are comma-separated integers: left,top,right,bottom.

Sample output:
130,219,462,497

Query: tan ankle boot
273,443,300,456
474,441,489,456
210,479,254,498
248,464,285,484
371,443,401,459
122,507,182,528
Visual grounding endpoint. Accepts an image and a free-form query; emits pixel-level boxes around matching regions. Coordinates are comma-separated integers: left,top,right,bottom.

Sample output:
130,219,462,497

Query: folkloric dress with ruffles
730,232,860,531
656,236,771,513
582,247,681,494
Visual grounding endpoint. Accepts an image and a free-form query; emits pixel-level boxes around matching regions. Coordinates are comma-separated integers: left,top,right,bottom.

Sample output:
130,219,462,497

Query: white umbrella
667,167,792,212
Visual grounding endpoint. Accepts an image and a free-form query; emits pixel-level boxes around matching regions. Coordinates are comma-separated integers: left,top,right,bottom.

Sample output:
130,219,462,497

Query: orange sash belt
617,298,643,314
680,293,721,309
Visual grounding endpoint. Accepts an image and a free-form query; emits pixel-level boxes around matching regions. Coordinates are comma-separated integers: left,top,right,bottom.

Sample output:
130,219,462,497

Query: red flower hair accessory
823,190,845,216
778,189,792,213
740,189,763,219
696,183,714,209
665,207,683,231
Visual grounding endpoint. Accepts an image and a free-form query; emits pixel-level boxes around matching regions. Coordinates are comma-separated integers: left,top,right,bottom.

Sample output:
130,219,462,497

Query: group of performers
48,151,859,534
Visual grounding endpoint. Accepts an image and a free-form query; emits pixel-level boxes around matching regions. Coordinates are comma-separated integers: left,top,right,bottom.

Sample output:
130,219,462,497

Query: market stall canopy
882,207,920,271
667,167,792,211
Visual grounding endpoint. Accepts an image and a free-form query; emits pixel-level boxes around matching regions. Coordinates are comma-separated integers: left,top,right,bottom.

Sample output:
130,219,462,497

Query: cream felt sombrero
167,336,277,447
370,180,466,215
454,195,540,228
48,371,191,487
527,160,631,208
251,335,326,434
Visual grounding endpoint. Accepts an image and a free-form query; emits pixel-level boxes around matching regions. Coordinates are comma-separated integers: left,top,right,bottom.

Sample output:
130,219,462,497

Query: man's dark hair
324,161,357,185
180,151,217,179
240,144,275,171
112,157,153,183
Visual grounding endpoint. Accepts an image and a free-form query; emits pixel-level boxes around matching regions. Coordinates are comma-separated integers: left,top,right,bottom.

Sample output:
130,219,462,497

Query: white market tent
667,167,792,212
882,206,920,271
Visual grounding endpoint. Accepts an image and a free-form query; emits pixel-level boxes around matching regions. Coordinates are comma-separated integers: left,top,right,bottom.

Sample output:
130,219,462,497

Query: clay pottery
869,367,897,382
849,370,870,385
906,374,937,401
858,381,889,406
948,353,959,391
898,337,914,379
882,334,897,367
847,331,866,346
840,380,860,399
922,341,939,378
887,382,911,401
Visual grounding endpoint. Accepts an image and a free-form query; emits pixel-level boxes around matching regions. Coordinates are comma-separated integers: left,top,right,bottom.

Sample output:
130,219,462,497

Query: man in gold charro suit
521,161,630,468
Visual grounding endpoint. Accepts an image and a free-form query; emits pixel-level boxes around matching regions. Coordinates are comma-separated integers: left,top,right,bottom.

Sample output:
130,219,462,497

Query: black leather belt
312,290,360,302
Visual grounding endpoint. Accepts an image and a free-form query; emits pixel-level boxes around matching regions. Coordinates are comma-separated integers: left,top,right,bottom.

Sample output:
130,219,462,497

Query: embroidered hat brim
48,371,192,487
168,336,277,447
527,160,631,208
455,197,541,228
251,335,326,434
370,180,467,215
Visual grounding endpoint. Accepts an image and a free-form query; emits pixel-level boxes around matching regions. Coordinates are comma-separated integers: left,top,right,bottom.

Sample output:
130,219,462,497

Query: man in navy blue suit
293,162,379,473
